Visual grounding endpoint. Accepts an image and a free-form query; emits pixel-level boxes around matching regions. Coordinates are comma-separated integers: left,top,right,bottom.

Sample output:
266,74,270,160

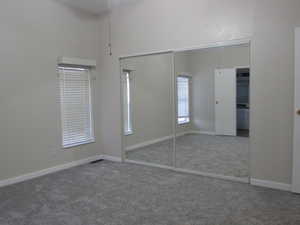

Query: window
123,70,133,135
177,76,190,124
59,66,95,148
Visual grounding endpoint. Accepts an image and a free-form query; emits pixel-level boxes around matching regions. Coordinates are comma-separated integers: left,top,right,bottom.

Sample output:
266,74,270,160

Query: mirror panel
121,53,174,167
174,44,250,179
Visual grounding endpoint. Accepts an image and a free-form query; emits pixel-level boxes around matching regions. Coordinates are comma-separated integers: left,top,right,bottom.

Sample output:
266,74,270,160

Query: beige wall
175,44,250,133
97,0,300,184
0,0,101,181
250,0,300,184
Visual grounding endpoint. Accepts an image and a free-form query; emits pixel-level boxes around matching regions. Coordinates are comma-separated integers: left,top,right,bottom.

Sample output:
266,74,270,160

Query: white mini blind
177,76,190,124
123,71,133,135
59,66,94,148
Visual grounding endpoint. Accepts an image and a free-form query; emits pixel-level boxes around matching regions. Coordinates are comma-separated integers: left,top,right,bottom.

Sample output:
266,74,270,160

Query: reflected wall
121,53,174,166
174,44,250,179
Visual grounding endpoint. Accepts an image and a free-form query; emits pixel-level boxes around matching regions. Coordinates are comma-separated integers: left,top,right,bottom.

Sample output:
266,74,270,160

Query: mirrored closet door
121,42,250,182
121,53,174,167
174,44,250,181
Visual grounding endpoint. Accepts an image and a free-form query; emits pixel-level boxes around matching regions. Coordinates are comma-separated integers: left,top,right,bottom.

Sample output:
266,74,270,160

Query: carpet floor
1,161,300,225
126,134,249,178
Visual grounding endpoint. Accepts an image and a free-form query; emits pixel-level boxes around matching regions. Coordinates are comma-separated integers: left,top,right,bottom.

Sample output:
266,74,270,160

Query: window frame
177,75,191,125
58,66,95,149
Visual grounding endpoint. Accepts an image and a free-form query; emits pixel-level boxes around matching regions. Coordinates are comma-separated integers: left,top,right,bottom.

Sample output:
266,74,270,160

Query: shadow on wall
52,0,103,18
53,0,143,17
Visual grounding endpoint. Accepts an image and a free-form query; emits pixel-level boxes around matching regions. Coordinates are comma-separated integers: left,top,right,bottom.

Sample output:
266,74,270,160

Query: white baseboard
176,167,249,183
125,131,216,152
101,155,122,162
2,153,292,193
176,131,191,137
126,160,293,191
125,135,173,152
250,178,291,191
125,159,174,170
189,130,216,135
125,159,249,184
0,154,121,188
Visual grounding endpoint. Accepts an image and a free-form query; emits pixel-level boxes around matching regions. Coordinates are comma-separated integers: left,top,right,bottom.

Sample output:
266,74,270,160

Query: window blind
177,76,190,124
123,71,133,135
59,66,94,148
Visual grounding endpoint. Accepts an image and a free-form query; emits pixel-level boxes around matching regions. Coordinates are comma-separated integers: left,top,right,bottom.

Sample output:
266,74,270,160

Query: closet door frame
119,38,251,184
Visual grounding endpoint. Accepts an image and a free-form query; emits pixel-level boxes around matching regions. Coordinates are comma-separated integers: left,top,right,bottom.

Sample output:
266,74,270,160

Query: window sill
178,118,190,125
124,131,133,136
63,138,95,149
178,122,190,125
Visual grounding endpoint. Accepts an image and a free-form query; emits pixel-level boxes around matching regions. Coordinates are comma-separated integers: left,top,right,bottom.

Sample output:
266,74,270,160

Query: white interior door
215,68,237,136
293,27,300,193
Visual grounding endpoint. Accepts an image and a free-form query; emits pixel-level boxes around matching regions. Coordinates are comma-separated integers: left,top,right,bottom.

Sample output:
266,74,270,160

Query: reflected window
177,76,190,125
123,70,133,135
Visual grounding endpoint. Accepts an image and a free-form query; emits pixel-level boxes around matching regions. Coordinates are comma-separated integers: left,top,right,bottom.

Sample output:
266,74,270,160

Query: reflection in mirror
174,44,250,180
121,53,174,167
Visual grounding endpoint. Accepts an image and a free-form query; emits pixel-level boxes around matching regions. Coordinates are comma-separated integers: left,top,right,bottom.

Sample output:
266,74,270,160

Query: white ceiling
58,0,138,15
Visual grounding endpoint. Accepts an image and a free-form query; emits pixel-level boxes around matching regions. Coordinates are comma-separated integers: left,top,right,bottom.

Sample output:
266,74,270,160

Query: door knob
297,109,300,115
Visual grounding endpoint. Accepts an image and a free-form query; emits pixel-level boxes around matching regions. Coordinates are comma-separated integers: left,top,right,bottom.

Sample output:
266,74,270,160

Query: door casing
292,28,300,193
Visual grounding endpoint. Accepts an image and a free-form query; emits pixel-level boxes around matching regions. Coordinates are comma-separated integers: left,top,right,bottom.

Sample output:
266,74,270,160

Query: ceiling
58,0,138,15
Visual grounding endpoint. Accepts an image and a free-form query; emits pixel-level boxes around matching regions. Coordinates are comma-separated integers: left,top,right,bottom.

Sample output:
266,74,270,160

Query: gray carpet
127,134,249,178
0,161,300,225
